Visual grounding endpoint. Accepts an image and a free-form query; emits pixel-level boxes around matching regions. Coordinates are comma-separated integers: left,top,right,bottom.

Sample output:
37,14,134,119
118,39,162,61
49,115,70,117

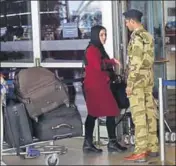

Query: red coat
83,45,120,117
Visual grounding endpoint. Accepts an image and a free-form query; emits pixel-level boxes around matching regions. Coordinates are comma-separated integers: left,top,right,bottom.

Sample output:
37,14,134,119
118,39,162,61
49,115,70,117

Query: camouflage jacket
127,26,154,89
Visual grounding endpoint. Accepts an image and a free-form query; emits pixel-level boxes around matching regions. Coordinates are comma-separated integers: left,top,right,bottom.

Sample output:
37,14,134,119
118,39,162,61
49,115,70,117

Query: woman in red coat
83,25,127,153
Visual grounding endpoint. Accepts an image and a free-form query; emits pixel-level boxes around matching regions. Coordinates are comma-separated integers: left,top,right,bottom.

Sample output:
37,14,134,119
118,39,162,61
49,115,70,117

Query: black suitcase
33,105,83,141
4,102,33,150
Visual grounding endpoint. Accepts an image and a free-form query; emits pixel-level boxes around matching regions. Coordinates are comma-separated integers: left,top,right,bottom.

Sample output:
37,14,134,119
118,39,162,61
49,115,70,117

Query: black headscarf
83,25,110,66
90,25,105,47
89,25,110,60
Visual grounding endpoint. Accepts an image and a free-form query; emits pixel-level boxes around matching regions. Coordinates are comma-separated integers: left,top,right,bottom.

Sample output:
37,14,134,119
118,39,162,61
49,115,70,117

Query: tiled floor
2,137,176,165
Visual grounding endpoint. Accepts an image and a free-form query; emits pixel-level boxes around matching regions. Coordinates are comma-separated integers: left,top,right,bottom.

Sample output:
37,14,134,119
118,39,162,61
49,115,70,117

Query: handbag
110,74,130,109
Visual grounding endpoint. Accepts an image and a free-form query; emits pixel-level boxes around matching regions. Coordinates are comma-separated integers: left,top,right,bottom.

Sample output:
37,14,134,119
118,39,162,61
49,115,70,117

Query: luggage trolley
0,77,68,166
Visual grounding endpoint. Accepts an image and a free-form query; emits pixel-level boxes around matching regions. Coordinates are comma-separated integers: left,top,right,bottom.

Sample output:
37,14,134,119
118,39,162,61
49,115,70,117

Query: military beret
123,9,143,21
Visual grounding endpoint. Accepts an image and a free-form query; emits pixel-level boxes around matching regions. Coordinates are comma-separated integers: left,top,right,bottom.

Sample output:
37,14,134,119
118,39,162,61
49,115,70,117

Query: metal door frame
111,1,128,72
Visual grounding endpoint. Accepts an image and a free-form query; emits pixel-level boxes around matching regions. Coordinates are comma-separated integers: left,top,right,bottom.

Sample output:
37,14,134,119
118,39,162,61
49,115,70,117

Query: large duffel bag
14,67,69,121
33,105,83,141
4,102,33,154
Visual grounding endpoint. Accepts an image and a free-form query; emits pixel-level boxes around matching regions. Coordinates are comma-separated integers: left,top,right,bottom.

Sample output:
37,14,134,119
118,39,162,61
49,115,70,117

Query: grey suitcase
14,67,69,121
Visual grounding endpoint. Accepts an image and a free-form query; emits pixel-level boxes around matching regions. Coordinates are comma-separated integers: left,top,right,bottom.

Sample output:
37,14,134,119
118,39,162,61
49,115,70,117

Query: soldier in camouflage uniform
122,9,159,162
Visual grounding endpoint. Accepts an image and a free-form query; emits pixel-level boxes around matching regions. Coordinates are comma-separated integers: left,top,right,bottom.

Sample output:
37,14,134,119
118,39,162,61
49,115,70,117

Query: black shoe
148,151,159,157
83,139,103,154
107,139,127,153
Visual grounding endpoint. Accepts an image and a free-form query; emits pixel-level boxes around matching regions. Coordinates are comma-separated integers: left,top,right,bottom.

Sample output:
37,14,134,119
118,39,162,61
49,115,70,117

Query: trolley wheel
45,153,59,166
170,132,176,143
130,135,135,145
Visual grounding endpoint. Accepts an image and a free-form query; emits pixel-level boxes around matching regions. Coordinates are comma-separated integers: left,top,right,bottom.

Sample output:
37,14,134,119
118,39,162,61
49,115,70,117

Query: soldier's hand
126,86,132,97
113,58,121,67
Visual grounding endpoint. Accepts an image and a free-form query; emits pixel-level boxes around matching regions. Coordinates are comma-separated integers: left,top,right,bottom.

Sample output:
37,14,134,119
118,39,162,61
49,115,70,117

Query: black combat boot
107,139,127,152
83,138,103,153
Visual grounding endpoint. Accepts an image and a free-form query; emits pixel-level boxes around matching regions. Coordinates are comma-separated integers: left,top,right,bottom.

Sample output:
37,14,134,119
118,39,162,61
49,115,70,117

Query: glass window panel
20,1,30,13
0,17,6,28
0,1,6,15
7,15,21,27
167,8,176,17
6,2,18,14
127,1,168,88
0,1,33,62
126,1,148,43
40,1,48,12
40,1,103,62
127,1,148,30
150,1,165,88
21,15,29,26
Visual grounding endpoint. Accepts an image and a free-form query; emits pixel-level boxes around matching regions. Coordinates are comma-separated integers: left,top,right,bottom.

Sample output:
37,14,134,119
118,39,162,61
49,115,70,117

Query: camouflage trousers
129,86,159,154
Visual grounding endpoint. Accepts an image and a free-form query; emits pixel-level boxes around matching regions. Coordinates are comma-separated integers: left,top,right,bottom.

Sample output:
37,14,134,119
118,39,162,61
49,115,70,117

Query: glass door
113,1,151,73
148,1,167,89
116,0,166,89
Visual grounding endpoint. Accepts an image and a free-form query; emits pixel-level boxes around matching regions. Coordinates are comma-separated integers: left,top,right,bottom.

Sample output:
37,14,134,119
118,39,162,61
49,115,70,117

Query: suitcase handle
51,124,73,130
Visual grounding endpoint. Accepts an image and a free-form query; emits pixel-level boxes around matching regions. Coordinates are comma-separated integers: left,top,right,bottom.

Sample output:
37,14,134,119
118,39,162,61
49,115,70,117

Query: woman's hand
126,86,132,97
113,58,121,67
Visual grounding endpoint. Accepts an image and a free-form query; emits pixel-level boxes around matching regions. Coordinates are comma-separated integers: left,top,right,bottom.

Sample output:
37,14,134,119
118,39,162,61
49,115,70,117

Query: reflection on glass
126,1,148,43
127,1,148,29
164,1,176,81
40,1,103,61
151,1,165,88
40,1,102,40
0,1,33,62
127,1,166,88
42,50,84,62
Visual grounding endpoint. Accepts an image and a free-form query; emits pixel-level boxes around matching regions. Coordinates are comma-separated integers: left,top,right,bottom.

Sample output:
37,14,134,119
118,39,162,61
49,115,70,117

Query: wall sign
62,23,78,38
